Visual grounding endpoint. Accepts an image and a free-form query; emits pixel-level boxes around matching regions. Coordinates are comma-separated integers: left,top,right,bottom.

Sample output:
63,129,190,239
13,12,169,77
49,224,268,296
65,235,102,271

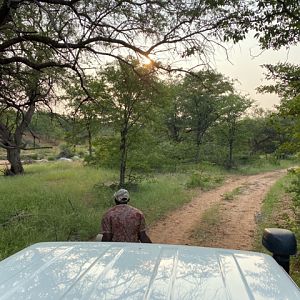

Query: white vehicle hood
0,242,299,299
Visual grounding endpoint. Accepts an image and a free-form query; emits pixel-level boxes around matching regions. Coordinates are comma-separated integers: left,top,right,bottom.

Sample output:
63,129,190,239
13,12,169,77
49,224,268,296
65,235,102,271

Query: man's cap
114,189,130,203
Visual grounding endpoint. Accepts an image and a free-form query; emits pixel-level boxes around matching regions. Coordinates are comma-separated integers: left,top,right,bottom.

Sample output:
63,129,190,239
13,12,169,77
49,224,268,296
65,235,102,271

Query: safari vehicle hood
0,242,299,299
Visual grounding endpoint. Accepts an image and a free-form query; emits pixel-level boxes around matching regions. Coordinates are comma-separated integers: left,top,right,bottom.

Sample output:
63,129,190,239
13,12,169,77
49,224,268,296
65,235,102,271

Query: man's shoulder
127,205,144,216
103,205,119,216
104,204,144,216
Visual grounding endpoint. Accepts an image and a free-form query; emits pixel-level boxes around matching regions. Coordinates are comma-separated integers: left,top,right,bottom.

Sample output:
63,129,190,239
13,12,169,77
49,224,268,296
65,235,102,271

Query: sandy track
148,169,287,250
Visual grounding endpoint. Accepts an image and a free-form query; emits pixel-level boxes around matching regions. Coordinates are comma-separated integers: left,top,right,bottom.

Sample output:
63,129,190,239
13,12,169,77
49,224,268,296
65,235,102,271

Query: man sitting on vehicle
101,188,152,243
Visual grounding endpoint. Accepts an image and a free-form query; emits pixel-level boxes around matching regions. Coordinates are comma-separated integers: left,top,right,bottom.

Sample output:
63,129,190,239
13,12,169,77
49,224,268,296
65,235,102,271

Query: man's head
114,189,130,204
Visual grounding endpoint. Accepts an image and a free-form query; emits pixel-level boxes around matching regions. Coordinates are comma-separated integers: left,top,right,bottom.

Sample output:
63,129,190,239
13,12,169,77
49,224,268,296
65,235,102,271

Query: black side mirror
262,228,297,274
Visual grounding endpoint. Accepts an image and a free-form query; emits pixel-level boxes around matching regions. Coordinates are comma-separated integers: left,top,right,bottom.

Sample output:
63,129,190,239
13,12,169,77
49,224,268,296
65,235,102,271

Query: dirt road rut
149,169,287,250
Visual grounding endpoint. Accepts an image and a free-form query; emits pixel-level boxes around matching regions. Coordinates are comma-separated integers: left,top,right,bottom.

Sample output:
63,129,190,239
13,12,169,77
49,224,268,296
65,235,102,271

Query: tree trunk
7,148,24,175
195,129,202,163
195,141,201,163
228,139,233,169
87,124,92,157
119,129,127,188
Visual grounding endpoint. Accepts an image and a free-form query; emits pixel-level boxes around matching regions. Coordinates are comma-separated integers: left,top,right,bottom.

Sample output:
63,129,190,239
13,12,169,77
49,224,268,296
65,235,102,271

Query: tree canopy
0,0,246,73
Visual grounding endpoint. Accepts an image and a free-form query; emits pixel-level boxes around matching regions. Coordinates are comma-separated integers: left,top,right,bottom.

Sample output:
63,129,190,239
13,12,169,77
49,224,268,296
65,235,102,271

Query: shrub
186,171,224,190
287,168,300,207
58,144,75,158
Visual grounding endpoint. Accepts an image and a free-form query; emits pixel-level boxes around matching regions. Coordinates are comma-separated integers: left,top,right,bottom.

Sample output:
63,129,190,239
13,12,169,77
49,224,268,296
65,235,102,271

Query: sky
70,33,299,113
212,36,299,110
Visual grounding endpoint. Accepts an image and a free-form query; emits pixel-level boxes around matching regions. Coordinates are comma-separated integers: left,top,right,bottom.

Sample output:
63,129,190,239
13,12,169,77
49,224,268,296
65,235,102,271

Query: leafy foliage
179,70,234,162
222,1,300,50
258,63,300,154
258,63,300,99
186,171,224,190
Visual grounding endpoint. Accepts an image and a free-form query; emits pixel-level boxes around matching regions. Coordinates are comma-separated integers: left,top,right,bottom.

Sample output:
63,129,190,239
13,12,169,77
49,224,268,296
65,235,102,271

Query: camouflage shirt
101,204,146,242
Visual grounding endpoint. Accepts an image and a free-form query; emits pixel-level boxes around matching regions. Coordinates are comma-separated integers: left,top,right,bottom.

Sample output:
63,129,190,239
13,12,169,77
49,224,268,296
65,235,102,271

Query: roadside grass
132,173,193,225
184,162,226,190
190,203,221,245
253,174,300,286
0,162,117,260
185,171,224,190
93,172,193,226
0,162,193,260
235,157,298,175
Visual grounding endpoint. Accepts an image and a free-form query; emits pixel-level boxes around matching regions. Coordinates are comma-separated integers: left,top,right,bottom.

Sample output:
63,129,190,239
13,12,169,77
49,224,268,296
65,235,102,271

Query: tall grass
0,162,116,260
235,157,298,175
253,174,300,286
130,173,192,225
0,162,192,260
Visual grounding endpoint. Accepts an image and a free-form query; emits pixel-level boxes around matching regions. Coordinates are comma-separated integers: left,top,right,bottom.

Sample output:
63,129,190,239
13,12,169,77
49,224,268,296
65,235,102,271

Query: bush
58,144,75,158
287,168,300,206
186,171,224,190
24,153,39,160
267,155,281,165
86,136,119,168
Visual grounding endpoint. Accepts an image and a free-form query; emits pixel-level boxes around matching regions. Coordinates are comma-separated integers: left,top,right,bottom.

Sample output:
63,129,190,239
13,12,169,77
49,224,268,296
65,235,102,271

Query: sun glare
144,57,152,65
141,56,154,66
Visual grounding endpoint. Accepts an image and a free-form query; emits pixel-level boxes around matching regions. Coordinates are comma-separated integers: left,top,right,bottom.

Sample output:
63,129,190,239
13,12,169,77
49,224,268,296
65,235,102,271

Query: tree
257,63,300,154
29,112,65,144
257,64,300,99
0,1,250,72
164,81,186,144
0,0,251,174
219,94,253,168
64,76,108,157
0,65,56,174
223,0,300,50
246,116,278,156
221,1,300,158
98,59,163,187
180,70,234,162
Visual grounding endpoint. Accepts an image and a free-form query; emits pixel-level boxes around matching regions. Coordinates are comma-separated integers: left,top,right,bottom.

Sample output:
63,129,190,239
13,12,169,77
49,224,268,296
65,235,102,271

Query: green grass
234,157,298,175
253,176,292,252
131,173,193,225
0,162,117,260
222,186,243,201
253,174,300,286
190,203,221,245
183,162,227,191
0,162,192,260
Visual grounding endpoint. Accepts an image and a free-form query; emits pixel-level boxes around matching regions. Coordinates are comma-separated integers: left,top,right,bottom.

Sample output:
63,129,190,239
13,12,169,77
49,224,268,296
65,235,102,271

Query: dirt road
149,169,287,250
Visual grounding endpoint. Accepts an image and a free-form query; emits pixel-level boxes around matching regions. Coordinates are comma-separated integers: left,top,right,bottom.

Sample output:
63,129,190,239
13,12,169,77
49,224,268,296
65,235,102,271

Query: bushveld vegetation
1,157,298,262
0,161,202,260
0,0,299,288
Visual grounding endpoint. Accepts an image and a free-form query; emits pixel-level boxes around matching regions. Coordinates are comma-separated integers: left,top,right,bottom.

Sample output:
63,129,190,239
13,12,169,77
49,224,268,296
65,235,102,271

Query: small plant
57,144,75,158
222,187,243,201
27,153,39,160
1,165,13,176
267,155,281,165
186,171,224,190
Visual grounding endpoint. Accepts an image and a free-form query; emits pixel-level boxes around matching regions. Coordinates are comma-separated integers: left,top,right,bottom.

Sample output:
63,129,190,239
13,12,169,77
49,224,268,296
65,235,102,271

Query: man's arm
102,233,113,242
138,231,152,243
101,212,112,242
